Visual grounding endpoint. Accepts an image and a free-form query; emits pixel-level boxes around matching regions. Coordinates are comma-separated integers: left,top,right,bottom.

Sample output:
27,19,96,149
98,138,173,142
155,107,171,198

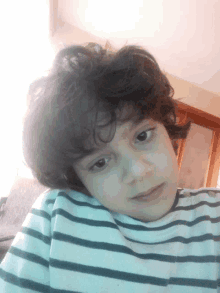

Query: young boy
0,41,219,292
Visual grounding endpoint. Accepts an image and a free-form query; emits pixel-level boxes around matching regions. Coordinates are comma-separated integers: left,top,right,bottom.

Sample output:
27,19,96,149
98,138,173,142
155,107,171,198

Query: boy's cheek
156,152,178,175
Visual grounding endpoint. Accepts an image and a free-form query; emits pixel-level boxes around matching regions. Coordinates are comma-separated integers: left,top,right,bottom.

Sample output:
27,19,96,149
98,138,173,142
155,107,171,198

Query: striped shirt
0,187,220,292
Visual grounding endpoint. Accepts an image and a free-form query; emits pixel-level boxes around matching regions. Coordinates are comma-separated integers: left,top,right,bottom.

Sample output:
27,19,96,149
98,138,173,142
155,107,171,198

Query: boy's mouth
131,182,165,201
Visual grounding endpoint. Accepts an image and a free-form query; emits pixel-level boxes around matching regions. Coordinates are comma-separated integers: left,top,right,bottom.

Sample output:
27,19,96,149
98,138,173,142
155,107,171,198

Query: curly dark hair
22,40,191,195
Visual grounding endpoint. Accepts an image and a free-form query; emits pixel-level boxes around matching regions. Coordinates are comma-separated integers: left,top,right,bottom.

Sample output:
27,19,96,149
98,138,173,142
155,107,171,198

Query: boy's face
74,117,179,222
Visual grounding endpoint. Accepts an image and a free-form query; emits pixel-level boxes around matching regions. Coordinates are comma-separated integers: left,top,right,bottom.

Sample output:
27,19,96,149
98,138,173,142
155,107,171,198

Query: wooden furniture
176,100,220,189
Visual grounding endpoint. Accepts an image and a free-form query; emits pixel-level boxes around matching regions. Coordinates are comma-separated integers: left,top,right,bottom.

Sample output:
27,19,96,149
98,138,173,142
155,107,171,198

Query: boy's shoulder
178,186,220,199
32,188,97,211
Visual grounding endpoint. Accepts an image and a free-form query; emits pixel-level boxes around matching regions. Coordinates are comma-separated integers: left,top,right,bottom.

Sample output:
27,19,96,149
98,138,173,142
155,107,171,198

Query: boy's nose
123,160,154,185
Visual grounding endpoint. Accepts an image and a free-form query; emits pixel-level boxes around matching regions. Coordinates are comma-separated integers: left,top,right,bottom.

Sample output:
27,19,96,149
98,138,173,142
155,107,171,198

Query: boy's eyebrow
92,120,145,152
121,122,138,140
82,119,152,157
121,118,154,139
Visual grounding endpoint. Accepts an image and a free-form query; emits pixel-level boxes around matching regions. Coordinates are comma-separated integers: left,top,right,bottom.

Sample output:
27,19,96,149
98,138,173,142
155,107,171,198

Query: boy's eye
89,157,110,172
88,127,156,172
135,127,155,143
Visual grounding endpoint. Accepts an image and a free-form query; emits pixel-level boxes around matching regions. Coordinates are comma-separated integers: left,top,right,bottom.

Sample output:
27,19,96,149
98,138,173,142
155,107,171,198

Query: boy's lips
131,183,164,200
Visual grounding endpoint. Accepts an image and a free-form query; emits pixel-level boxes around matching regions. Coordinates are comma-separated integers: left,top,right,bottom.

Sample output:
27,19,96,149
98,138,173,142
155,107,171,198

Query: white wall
0,1,54,199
